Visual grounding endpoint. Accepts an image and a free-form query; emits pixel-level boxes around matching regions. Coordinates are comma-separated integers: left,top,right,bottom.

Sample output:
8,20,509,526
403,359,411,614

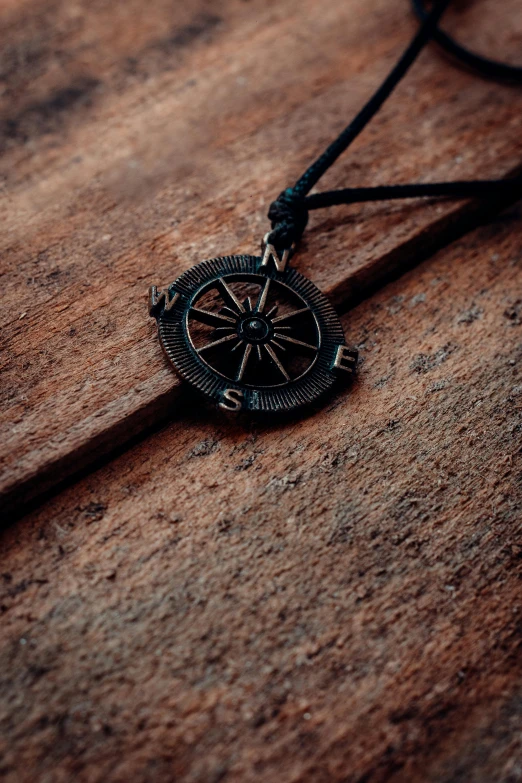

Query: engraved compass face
150,254,357,413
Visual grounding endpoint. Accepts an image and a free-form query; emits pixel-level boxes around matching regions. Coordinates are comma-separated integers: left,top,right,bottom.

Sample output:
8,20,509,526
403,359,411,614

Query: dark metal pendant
149,238,357,413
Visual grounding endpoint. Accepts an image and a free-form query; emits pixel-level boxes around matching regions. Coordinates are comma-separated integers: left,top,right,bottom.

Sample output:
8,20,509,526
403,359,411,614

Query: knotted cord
267,0,522,251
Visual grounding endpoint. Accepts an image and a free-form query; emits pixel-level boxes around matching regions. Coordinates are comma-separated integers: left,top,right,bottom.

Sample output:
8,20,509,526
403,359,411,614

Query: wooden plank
1,208,521,781
1,0,522,512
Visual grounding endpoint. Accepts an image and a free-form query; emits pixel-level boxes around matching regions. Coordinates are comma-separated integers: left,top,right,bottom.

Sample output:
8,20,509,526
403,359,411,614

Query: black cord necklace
149,0,522,415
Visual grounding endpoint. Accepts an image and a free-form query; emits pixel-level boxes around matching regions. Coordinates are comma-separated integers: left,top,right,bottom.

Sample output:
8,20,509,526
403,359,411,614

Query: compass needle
216,278,245,314
264,344,290,381
197,333,239,353
255,277,271,313
236,343,253,381
190,307,236,327
273,333,318,351
272,307,312,324
220,306,240,319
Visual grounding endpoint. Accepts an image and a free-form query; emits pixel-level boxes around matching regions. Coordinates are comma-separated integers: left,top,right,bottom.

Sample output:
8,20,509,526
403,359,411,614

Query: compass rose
150,254,356,413
188,276,319,385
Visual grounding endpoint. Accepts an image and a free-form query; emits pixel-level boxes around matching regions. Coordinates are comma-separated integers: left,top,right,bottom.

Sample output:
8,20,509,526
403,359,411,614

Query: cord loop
267,188,309,251
264,1,522,255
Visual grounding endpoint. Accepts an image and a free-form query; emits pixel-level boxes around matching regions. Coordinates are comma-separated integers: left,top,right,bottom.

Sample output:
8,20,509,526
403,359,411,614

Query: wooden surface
1,0,522,512
1,210,521,782
1,0,522,781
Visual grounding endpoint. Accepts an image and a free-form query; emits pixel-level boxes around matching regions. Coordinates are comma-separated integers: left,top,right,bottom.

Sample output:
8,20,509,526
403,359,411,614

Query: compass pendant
149,238,357,413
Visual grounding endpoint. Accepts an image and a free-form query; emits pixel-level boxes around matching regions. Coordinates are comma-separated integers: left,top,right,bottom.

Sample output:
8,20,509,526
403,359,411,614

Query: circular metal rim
156,255,346,413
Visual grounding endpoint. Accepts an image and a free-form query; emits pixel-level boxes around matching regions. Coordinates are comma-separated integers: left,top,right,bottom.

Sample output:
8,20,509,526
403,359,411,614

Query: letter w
149,286,180,317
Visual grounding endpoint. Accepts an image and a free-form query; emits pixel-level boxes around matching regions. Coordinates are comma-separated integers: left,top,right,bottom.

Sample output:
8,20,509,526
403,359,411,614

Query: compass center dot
242,317,269,341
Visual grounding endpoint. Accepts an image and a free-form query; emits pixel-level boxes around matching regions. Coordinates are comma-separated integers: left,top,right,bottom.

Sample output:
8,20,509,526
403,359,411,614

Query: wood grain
1,0,522,513
0,206,521,782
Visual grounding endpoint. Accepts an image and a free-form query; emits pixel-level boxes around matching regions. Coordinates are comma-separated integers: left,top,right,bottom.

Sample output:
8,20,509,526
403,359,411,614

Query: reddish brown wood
1,0,522,512
0,208,521,781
